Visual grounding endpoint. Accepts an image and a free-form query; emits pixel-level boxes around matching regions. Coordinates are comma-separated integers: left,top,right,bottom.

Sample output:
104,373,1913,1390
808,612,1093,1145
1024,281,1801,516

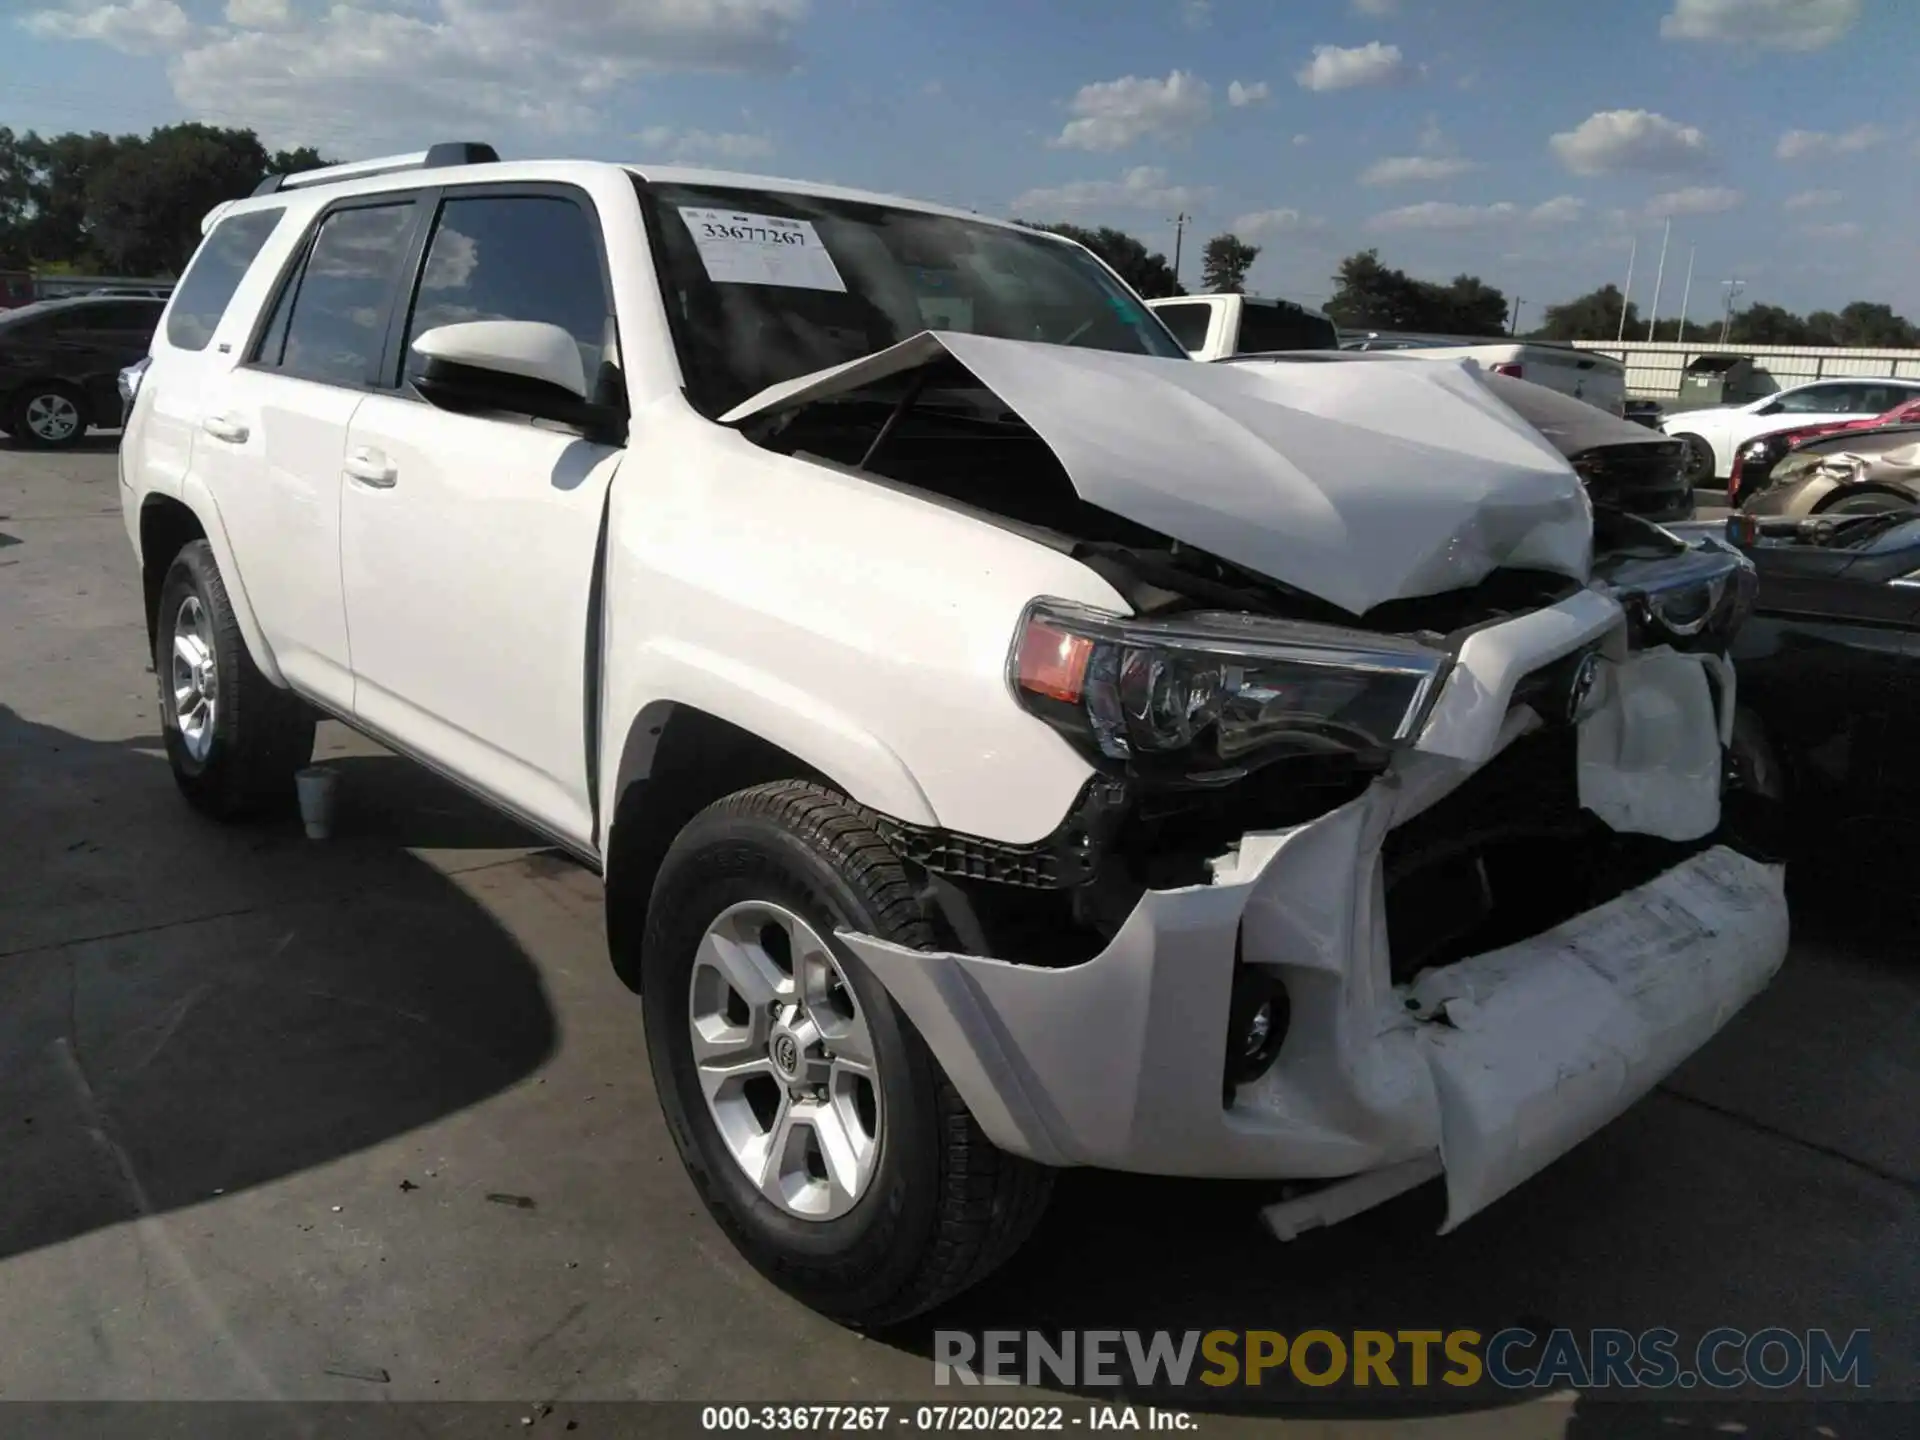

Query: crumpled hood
722,331,1592,616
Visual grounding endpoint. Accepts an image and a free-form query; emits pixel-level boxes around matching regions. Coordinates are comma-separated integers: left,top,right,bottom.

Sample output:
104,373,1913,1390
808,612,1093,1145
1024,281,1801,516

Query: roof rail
251,142,499,197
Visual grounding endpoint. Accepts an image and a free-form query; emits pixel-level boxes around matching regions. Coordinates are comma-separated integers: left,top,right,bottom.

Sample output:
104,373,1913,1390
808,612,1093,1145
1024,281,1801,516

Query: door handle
344,447,397,488
201,414,250,444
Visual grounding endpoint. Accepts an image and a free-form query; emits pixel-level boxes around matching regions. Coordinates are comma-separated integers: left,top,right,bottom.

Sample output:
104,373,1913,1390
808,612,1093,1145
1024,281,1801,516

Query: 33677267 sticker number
676,207,848,293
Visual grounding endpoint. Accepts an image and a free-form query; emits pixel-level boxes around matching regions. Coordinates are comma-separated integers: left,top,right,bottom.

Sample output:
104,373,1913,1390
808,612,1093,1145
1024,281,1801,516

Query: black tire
1674,432,1716,486
8,380,90,450
155,539,315,819
1721,704,1790,862
1818,488,1914,516
640,780,1052,1325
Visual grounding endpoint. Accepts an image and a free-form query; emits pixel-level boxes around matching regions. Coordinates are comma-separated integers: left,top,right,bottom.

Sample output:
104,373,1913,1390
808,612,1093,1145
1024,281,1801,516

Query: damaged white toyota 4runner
121,147,1788,1325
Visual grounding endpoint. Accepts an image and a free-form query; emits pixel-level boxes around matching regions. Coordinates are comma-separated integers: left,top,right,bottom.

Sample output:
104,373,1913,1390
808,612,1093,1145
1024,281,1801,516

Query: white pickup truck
1344,330,1628,417
1147,292,1340,359
121,144,1785,1325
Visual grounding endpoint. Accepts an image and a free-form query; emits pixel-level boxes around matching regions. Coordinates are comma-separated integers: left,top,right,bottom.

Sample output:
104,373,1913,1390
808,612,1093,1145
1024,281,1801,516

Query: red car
1730,396,1920,507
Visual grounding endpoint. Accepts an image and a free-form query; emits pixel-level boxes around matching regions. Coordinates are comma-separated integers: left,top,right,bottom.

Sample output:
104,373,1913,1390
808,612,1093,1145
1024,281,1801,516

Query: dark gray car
0,295,166,449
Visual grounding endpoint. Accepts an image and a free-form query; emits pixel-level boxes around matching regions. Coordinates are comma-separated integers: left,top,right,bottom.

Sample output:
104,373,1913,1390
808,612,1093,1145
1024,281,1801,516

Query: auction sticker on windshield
678,208,847,292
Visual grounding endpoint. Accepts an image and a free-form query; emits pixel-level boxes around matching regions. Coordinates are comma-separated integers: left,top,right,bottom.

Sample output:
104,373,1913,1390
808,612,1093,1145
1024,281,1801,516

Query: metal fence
1569,340,1920,400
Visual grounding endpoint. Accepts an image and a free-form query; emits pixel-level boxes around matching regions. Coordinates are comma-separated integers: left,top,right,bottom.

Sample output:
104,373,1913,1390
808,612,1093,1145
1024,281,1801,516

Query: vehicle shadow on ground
874,859,1915,1432
0,432,121,454
0,704,559,1266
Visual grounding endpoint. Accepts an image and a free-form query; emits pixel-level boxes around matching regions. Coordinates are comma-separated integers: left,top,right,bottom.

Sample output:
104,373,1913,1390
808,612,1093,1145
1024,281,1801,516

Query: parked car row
1660,377,1920,484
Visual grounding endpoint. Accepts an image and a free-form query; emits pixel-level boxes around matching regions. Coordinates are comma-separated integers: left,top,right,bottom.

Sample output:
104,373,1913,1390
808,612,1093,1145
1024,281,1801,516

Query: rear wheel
8,381,89,450
1674,432,1715,486
1818,488,1914,516
155,540,315,819
639,780,1052,1325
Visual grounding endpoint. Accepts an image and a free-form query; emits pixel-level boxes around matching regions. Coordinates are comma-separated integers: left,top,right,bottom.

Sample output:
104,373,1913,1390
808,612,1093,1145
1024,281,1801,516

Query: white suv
121,143,1789,1324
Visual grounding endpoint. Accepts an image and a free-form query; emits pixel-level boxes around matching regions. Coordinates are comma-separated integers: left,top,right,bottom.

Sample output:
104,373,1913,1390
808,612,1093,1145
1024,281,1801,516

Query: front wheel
156,540,315,818
1674,432,1716,486
639,780,1052,1325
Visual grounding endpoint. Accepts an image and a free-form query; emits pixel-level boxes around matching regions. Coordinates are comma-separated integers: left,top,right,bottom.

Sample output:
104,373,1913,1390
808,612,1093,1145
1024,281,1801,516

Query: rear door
191,194,429,712
339,184,624,848
60,300,166,418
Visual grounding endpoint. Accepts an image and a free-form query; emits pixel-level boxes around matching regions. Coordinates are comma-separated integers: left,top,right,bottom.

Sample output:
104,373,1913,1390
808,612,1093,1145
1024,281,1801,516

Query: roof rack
251,142,499,197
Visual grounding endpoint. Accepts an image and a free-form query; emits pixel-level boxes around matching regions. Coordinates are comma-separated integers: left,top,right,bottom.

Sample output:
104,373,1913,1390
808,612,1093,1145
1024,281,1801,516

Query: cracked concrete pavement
0,437,1911,1435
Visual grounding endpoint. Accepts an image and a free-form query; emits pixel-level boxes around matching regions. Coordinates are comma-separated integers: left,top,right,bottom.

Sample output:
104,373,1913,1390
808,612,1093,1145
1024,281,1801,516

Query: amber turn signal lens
1014,621,1094,704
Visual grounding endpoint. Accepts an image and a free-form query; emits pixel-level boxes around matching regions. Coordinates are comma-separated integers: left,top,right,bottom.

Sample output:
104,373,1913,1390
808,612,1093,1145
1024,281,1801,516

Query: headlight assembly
1008,599,1452,782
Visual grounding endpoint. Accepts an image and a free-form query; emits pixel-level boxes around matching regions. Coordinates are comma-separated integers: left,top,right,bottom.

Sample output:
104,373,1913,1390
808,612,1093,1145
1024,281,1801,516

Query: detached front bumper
842,591,1789,1234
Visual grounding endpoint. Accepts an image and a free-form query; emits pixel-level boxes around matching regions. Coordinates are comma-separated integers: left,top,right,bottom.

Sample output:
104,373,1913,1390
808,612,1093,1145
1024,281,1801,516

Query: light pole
1675,244,1696,344
1645,215,1671,342
1509,296,1524,336
1719,278,1745,344
1171,212,1190,286
1616,234,1638,343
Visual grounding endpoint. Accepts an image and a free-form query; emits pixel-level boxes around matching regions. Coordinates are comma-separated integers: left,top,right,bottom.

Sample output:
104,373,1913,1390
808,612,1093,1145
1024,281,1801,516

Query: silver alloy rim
171,595,218,762
25,392,81,443
689,900,882,1221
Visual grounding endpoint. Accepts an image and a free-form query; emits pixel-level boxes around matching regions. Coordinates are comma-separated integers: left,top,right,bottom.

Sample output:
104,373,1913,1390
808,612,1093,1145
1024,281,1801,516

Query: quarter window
1153,301,1213,351
400,194,613,390
167,208,284,352
264,203,418,387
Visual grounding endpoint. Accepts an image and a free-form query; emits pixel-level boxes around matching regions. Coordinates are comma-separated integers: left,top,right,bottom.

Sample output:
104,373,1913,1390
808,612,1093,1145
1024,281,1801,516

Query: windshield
638,180,1187,417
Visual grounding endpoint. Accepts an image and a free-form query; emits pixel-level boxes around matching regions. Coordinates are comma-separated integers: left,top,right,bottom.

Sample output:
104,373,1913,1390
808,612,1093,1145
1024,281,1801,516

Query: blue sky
7,0,1914,321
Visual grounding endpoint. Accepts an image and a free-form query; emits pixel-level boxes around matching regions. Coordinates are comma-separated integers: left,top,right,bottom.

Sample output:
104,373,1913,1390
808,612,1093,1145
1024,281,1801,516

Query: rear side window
1153,301,1213,350
400,194,612,388
1237,301,1339,353
167,208,285,352
257,202,418,387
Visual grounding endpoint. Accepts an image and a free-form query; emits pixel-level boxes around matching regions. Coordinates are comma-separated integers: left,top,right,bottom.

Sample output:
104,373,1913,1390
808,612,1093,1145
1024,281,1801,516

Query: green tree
1200,231,1259,294
1325,250,1508,335
1728,303,1811,346
1535,284,1639,342
1018,221,1186,298
1834,301,1918,347
269,146,333,177
1324,250,1426,330
13,128,133,268
1432,274,1508,336
87,123,272,275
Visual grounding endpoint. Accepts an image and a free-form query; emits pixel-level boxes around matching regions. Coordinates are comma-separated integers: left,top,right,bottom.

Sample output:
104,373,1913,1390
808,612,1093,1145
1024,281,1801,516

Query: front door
339,187,624,849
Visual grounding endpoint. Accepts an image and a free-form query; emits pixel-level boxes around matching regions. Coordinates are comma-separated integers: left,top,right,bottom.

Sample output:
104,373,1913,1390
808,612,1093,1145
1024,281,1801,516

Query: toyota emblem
772,1033,800,1077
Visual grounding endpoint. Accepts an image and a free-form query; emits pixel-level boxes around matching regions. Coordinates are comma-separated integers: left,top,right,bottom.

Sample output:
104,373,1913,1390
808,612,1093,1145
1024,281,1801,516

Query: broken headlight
1008,599,1451,781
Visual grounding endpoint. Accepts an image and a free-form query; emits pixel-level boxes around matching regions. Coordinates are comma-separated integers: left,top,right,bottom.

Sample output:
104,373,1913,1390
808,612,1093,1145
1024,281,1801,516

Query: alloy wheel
25,391,81,444
171,595,218,762
688,900,883,1221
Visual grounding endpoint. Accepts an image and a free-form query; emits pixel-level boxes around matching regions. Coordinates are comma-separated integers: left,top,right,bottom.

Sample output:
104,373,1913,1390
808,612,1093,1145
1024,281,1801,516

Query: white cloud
1011,165,1209,215
1051,70,1213,151
22,0,190,54
1549,109,1713,175
637,126,775,162
1226,79,1270,107
1646,184,1743,216
1359,154,1476,185
1229,208,1322,238
1660,0,1861,51
1775,123,1886,160
1365,200,1518,232
1801,220,1862,240
28,0,809,150
1529,195,1585,224
1782,188,1843,211
1182,0,1210,29
1295,41,1407,92
1291,133,1310,147
224,0,290,25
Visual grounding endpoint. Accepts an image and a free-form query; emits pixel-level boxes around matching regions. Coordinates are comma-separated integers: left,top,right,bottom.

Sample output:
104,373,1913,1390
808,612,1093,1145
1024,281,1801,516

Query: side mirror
411,320,625,442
